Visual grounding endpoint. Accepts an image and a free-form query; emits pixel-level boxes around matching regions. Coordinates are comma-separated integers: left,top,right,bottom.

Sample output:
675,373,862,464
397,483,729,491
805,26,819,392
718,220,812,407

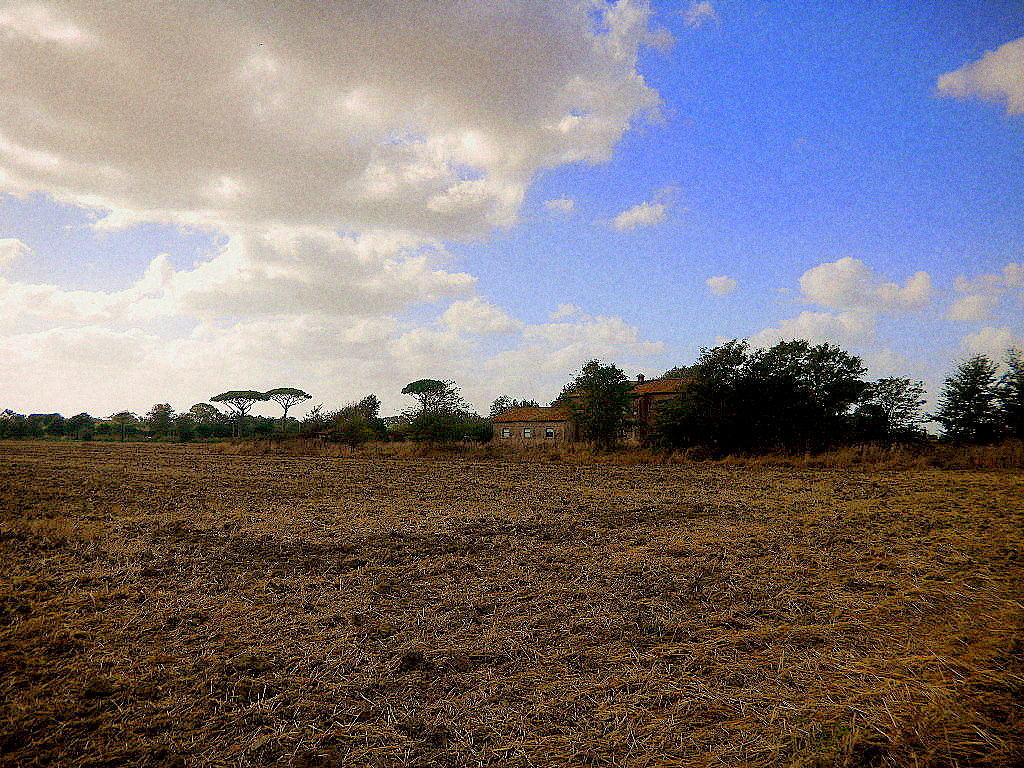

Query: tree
401,379,475,444
652,339,867,453
933,355,1001,444
67,413,95,441
401,379,468,414
562,360,634,450
264,387,312,420
210,390,269,437
852,377,927,443
356,394,388,439
188,402,230,438
650,340,749,453
744,340,867,450
174,414,196,442
328,404,377,446
145,404,175,439
109,411,139,442
997,348,1024,440
489,395,540,418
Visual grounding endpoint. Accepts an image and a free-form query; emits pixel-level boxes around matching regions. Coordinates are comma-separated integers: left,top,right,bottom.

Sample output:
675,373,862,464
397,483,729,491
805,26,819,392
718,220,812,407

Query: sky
1,0,1022,419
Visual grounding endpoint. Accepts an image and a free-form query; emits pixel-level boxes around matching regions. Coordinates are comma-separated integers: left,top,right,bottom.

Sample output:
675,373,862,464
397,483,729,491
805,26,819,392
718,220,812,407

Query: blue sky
1,0,1021,418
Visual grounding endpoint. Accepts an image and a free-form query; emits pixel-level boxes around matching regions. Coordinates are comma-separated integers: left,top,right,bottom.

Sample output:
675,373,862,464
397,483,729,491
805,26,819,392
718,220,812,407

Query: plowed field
1,442,1022,767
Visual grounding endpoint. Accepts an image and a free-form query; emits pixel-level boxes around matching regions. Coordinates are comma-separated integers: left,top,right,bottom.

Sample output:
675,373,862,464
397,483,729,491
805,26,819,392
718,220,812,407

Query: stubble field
1,441,1022,767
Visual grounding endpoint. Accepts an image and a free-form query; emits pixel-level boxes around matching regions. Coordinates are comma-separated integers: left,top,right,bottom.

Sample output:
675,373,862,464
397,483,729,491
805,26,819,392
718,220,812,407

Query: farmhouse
629,374,686,440
492,375,687,445
491,406,577,445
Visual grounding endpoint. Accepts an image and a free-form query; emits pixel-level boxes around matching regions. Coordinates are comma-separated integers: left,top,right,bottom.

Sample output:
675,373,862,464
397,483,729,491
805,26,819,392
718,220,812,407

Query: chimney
637,374,645,383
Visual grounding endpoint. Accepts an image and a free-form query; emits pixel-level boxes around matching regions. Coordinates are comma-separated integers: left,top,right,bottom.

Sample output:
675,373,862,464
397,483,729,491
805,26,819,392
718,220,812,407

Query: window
523,428,533,438
500,427,511,438
545,428,555,439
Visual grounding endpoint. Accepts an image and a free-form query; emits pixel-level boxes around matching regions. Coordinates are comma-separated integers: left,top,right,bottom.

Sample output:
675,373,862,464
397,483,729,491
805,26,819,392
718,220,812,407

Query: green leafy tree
67,413,95,441
651,340,749,453
744,340,867,450
0,411,28,439
109,411,139,442
145,403,175,439
401,379,474,444
661,366,692,379
174,414,196,442
356,394,388,439
401,380,468,414
188,402,230,438
852,377,928,443
210,390,269,437
42,413,66,439
652,339,867,453
997,348,1024,440
328,404,377,446
264,387,312,421
562,360,634,450
489,395,540,418
933,355,1001,444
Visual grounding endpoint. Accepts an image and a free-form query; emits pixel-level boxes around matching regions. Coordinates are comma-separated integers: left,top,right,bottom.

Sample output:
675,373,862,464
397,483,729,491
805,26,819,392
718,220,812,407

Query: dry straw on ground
1,441,1022,767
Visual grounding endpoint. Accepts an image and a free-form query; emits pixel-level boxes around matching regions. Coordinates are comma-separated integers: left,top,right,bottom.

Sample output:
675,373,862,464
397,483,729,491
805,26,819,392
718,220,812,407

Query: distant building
492,375,687,445
491,406,577,445
629,375,686,441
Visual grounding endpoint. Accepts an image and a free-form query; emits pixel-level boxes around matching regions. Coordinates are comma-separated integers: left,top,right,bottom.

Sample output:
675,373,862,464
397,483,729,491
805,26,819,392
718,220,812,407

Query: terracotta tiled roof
632,378,687,395
491,406,572,423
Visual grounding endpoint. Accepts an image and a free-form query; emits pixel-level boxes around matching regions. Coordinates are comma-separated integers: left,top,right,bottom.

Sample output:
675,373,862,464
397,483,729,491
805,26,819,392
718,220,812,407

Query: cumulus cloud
799,257,933,312
0,237,29,270
441,297,521,335
706,275,737,296
683,1,717,30
0,1,674,416
544,196,575,214
613,200,666,231
749,310,874,349
485,314,664,398
949,262,1024,323
947,293,998,323
937,36,1024,116
961,326,1024,360
0,229,476,333
0,0,663,237
612,185,679,232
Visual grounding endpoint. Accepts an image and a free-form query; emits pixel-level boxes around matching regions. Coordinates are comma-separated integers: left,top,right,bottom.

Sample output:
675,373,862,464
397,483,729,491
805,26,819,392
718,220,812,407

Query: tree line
2,341,1022,450
555,341,1024,453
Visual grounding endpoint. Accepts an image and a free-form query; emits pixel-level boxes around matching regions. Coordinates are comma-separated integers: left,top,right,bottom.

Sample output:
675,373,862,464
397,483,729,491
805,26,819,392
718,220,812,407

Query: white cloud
0,229,476,332
441,297,521,335
937,36,1024,116
612,184,678,231
749,310,875,349
550,303,582,319
683,1,717,30
0,238,29,270
0,0,663,237
954,261,1024,300
544,196,575,214
0,1,675,417
799,257,933,312
706,275,737,296
947,293,998,323
0,3,95,46
613,200,666,231
961,326,1024,360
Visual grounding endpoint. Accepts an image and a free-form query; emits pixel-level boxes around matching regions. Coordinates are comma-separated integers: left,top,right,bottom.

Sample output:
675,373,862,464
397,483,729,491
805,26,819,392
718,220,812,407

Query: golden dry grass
1,441,1022,767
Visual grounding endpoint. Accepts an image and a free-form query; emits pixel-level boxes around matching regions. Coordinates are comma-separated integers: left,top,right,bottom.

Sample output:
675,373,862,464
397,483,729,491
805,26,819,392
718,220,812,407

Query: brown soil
1,441,1022,767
